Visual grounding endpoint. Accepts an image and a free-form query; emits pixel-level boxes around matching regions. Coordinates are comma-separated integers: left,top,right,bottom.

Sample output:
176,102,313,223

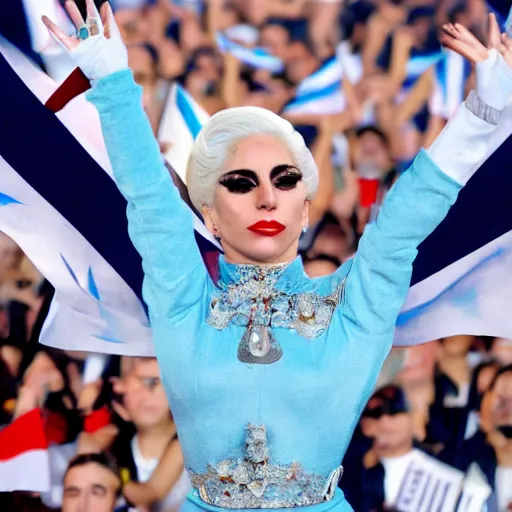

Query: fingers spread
65,0,85,29
488,13,501,50
100,1,111,38
41,15,76,51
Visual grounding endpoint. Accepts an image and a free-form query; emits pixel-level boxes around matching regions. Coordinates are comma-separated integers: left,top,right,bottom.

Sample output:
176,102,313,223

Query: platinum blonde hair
186,106,319,211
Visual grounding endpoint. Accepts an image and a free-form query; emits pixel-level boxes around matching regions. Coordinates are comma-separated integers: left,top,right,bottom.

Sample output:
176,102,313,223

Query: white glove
44,1,128,81
476,48,512,111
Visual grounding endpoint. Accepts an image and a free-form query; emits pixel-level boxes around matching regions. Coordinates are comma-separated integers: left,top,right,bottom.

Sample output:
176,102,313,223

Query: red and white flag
0,408,50,492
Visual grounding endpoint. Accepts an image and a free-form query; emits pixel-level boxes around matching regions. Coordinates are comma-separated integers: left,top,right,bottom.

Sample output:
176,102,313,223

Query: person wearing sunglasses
34,2,512,511
356,385,462,512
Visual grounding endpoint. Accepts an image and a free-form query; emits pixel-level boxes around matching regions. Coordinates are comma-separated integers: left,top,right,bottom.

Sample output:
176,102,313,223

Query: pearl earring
302,226,308,234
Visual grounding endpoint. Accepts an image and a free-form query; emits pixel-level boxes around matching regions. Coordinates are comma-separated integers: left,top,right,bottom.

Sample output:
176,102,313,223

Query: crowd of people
0,0,512,510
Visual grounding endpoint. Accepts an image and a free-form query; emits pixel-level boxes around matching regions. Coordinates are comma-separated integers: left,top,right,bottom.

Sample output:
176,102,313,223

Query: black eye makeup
218,170,259,194
218,165,302,194
270,165,303,190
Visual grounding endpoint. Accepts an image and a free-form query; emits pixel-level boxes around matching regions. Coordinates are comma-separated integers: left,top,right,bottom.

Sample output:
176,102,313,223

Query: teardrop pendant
238,325,282,364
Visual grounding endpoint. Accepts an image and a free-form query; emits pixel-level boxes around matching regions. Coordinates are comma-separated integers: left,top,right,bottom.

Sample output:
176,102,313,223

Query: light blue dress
87,70,462,512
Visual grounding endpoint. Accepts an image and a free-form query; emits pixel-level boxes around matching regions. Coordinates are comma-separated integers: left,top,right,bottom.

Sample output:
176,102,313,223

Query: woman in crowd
42,1,512,510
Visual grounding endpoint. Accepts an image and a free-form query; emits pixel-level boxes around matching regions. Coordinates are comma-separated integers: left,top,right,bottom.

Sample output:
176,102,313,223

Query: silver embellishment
238,325,283,364
188,424,343,509
465,90,502,126
207,263,345,364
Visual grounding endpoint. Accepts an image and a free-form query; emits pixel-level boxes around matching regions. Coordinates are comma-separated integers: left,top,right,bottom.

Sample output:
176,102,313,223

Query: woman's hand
42,0,128,81
440,13,512,112
440,19,491,63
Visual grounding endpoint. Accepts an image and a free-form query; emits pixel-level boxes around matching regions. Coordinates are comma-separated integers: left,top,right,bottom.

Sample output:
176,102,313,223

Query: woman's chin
238,239,295,265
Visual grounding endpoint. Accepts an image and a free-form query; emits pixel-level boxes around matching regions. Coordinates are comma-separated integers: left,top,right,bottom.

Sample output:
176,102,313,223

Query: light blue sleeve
86,69,208,320
341,149,462,335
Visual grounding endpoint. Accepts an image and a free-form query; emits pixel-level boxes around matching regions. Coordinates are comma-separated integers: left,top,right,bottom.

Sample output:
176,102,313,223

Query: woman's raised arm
43,0,208,320
341,15,512,336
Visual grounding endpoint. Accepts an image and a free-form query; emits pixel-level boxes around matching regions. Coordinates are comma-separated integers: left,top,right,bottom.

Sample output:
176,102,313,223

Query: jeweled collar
210,255,344,365
217,255,306,292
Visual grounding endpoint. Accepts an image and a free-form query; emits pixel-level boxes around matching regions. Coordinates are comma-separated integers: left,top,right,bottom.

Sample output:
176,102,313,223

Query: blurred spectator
62,453,122,512
351,385,451,511
109,357,190,511
439,365,512,511
426,335,473,451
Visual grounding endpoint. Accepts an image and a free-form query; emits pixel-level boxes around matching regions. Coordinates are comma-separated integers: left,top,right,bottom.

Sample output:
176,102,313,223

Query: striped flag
395,100,512,345
158,82,208,183
215,32,284,73
0,37,153,356
0,408,50,492
430,50,472,120
2,37,512,355
282,55,346,116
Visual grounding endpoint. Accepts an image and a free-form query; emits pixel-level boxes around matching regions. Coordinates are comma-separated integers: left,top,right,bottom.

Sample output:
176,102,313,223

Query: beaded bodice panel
206,258,346,364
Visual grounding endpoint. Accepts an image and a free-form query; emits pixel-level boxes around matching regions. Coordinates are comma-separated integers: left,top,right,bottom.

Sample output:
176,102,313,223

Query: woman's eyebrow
219,169,259,179
269,164,301,179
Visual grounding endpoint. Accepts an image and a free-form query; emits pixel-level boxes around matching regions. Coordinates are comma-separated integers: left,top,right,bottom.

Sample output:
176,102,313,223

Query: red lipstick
247,220,286,237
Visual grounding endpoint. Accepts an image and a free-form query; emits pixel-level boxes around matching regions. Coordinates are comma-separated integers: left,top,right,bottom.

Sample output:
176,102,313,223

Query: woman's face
203,135,309,265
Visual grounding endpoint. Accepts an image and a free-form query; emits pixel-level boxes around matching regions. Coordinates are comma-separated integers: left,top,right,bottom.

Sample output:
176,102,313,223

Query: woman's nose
256,181,277,211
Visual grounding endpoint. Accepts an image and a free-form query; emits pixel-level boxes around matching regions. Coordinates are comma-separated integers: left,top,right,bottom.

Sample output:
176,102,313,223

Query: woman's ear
201,205,218,238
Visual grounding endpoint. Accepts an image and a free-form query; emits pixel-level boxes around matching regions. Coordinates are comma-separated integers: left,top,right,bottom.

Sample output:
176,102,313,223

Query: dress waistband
187,424,343,509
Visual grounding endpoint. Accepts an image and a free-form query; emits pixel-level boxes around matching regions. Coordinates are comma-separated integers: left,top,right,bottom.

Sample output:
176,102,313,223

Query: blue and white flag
0,39,220,357
402,50,444,91
395,100,512,345
215,32,284,73
2,38,512,356
430,49,472,120
282,55,346,116
0,38,153,356
158,82,209,183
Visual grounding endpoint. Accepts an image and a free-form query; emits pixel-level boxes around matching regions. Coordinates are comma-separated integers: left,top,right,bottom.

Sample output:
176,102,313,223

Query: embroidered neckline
208,257,346,365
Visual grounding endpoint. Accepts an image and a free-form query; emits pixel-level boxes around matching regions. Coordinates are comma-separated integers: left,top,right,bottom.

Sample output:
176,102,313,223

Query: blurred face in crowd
285,42,319,83
260,24,290,61
185,69,217,99
204,136,309,264
353,129,392,180
372,411,414,458
492,339,512,366
63,462,120,512
440,335,473,358
396,342,439,387
122,358,171,432
194,52,222,82
366,396,414,458
489,370,512,443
